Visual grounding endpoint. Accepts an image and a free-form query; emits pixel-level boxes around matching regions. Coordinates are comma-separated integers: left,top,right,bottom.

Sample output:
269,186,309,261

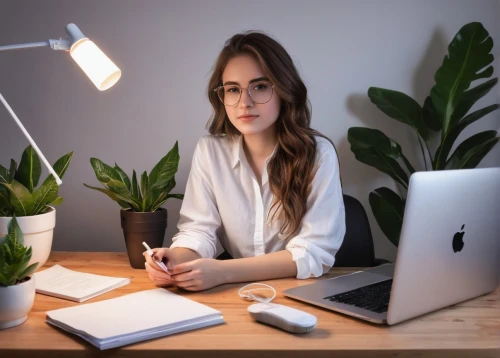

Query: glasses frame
214,80,275,107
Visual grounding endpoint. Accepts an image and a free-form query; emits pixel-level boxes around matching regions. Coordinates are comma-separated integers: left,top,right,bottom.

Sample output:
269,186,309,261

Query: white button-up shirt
170,135,346,279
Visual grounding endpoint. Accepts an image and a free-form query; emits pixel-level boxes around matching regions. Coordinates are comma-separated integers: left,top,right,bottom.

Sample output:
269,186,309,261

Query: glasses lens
249,81,273,104
216,81,273,106
217,85,241,106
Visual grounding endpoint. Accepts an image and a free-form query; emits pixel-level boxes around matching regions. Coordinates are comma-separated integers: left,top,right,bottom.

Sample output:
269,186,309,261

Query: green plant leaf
114,163,131,190
166,194,184,200
445,130,499,169
18,261,38,279
131,170,140,202
0,180,34,216
150,195,184,212
348,127,410,187
400,155,416,175
434,104,499,169
147,177,177,211
140,171,148,211
0,165,9,184
0,272,9,286
8,216,24,246
8,260,29,285
368,87,429,140
149,141,180,189
0,216,36,284
0,186,13,213
83,183,136,210
106,178,133,198
369,187,405,247
89,158,122,185
14,146,41,193
352,147,409,188
52,151,74,179
449,78,498,129
32,175,59,215
50,196,63,206
422,96,441,132
348,127,403,158
8,159,16,183
430,22,494,135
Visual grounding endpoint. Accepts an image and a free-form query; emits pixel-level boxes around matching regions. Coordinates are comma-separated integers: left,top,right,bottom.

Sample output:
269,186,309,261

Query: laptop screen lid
387,168,500,325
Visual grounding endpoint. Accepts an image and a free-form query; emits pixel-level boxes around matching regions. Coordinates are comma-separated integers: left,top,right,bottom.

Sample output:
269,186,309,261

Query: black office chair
333,194,390,267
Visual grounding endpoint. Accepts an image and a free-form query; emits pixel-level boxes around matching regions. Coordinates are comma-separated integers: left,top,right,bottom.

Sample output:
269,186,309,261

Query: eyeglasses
214,80,274,106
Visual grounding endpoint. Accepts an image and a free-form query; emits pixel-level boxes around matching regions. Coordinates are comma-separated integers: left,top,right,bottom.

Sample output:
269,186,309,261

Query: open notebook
46,288,224,350
34,264,131,302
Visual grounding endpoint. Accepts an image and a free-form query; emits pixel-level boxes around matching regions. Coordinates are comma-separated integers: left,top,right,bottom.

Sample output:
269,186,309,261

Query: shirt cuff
170,235,215,259
286,238,335,279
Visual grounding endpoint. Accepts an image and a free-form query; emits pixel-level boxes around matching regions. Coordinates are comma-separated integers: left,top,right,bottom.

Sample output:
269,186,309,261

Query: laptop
283,168,500,325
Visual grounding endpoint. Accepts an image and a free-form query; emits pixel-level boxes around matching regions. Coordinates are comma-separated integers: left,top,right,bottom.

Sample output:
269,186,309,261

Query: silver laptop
283,168,500,325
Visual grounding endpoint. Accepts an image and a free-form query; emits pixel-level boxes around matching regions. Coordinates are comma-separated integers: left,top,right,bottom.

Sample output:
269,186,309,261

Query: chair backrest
334,194,376,267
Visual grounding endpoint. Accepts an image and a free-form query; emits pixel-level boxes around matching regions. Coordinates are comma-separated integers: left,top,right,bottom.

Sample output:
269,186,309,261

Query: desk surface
1,252,499,358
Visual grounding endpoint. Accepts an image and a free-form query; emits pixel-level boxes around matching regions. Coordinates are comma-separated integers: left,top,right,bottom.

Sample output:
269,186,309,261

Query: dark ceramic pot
120,208,167,269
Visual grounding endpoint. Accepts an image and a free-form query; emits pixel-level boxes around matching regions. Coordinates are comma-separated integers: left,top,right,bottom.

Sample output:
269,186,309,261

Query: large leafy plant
0,146,74,217
348,22,499,247
84,141,184,212
0,217,38,286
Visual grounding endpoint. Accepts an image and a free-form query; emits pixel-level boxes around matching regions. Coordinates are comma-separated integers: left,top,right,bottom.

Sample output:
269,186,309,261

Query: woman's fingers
143,249,171,272
145,262,172,280
151,248,175,271
143,251,162,272
146,269,173,287
173,279,198,289
170,261,194,275
171,271,195,283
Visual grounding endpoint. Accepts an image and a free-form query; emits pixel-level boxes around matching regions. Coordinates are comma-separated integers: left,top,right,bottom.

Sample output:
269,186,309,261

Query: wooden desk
0,252,499,358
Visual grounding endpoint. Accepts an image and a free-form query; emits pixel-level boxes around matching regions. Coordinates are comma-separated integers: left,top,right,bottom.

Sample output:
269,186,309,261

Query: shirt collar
231,135,278,186
231,135,244,169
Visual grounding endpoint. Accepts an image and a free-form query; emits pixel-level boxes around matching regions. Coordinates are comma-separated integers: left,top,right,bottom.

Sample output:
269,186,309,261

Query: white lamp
0,23,121,185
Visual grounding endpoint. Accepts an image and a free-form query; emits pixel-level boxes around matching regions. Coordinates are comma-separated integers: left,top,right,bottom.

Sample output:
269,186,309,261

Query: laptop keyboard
324,279,393,314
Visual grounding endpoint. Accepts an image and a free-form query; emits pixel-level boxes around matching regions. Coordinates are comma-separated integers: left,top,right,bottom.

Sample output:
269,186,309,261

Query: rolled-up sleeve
170,140,220,258
285,147,346,279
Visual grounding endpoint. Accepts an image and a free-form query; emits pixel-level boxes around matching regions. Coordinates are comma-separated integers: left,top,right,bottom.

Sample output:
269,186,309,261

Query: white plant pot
0,207,56,270
0,275,36,329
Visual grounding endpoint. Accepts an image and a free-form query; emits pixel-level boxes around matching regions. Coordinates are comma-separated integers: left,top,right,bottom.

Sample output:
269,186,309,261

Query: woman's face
221,54,281,138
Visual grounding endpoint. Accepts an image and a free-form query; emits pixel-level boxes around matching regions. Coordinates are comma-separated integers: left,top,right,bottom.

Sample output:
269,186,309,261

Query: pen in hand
142,242,171,274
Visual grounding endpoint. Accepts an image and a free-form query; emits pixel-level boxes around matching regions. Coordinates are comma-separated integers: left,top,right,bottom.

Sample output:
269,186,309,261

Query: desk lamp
0,23,121,185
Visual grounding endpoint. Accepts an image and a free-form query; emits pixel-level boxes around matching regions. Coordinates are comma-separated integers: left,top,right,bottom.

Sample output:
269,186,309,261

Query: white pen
142,242,171,274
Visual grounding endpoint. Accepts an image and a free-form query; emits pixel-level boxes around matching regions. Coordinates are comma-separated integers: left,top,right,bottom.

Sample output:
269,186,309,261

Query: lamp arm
0,38,72,52
0,93,62,186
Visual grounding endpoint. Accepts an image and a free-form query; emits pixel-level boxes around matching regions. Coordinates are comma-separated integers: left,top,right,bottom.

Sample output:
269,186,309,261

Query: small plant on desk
83,141,184,269
0,145,74,270
0,217,38,329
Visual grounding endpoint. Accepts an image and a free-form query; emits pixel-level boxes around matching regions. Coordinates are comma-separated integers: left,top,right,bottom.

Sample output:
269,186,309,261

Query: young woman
144,31,345,291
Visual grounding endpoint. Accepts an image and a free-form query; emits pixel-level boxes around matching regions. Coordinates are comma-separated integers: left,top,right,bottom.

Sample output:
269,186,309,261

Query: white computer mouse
248,302,317,333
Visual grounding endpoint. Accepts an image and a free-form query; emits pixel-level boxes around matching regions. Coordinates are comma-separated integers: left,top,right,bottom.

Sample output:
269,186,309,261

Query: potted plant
84,141,184,269
347,22,499,247
0,216,38,329
0,146,74,269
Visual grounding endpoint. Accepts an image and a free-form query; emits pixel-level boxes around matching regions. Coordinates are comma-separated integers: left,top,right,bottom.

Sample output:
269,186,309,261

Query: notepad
34,264,131,302
45,288,225,350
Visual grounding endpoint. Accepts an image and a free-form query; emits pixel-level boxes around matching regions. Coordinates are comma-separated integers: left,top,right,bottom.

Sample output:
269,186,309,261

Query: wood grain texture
0,252,498,358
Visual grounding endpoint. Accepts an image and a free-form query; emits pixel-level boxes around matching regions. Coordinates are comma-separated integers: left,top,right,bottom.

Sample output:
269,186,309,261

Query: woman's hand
169,258,226,291
144,248,178,287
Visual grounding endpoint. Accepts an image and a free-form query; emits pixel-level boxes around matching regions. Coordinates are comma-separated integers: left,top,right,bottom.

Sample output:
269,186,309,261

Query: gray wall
0,0,498,262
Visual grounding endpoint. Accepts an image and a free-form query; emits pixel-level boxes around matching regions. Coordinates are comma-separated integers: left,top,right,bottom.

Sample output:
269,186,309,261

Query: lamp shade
69,38,121,91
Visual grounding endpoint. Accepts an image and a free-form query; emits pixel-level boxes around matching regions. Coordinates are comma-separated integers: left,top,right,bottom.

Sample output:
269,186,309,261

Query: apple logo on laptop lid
452,224,465,253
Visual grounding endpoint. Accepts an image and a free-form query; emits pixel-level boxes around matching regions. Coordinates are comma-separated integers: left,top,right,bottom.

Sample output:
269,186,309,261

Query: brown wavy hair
207,31,337,240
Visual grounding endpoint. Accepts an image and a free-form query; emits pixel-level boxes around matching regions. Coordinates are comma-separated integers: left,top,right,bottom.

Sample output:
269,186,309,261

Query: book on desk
33,264,131,302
